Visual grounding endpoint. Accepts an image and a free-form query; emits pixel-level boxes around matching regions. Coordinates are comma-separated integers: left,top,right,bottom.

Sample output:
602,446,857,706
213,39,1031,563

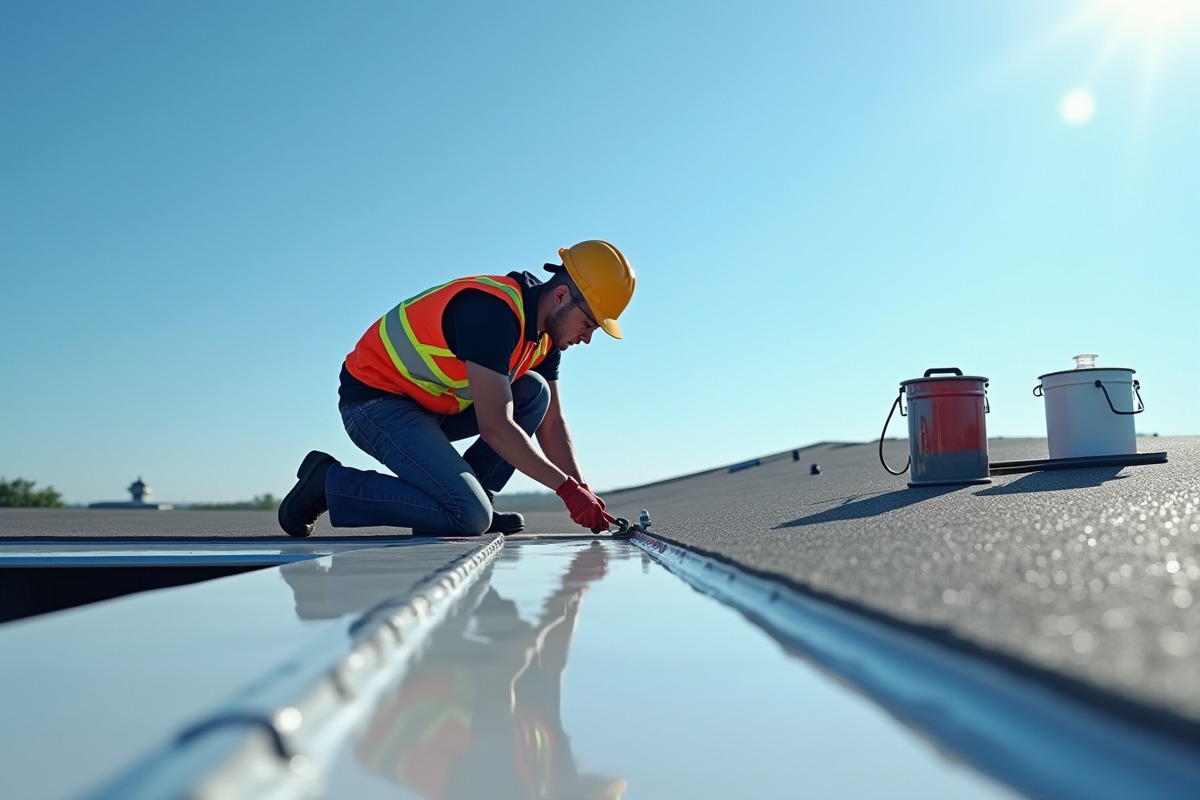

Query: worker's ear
554,284,572,307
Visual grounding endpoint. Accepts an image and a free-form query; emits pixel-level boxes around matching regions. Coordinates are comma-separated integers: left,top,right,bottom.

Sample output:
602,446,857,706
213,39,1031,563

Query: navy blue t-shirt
339,270,560,408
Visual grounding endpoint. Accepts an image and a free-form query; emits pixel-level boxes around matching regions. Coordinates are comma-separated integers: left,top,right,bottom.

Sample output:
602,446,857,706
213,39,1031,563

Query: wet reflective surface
308,540,1012,799
0,539,490,800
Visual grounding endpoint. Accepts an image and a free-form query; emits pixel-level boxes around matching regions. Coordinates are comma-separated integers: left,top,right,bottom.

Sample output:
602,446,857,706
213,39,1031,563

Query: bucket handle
923,368,990,411
879,388,910,476
1033,384,1043,397
1096,379,1144,415
921,368,990,412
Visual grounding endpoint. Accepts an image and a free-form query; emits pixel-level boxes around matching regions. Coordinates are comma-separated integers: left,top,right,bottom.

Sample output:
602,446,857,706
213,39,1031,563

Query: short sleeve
442,290,521,375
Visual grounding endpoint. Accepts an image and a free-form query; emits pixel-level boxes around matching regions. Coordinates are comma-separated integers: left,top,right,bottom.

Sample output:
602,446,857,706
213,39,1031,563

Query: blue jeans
325,372,551,533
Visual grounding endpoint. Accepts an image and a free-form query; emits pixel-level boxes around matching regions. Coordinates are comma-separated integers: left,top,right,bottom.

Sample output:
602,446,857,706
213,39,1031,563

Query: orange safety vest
345,275,554,414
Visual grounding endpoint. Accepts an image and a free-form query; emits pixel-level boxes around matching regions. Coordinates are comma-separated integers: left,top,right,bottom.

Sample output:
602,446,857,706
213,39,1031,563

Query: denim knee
451,492,493,535
512,372,550,432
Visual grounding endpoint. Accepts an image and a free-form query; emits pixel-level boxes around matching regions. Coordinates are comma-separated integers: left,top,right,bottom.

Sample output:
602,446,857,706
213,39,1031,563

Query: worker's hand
556,478,617,533
580,483,605,510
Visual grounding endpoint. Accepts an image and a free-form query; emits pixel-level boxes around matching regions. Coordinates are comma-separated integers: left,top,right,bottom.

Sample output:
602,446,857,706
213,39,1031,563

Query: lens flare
1059,89,1097,125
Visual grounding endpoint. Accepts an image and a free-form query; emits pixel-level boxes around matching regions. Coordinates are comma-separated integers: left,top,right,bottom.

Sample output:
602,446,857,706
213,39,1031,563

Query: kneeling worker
278,240,634,537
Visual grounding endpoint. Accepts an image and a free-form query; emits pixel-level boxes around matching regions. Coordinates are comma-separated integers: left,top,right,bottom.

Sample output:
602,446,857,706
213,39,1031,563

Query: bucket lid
1038,354,1133,381
900,367,987,387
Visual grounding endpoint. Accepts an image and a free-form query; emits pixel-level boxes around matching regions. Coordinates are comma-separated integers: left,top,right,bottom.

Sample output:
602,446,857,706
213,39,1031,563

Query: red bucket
880,368,991,487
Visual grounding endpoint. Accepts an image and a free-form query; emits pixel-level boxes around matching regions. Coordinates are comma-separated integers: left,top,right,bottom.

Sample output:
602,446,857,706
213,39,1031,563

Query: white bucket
1035,355,1144,459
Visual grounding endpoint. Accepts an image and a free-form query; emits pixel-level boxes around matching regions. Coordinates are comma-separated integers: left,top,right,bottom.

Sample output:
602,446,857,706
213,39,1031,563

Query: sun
1080,0,1200,126
1061,0,1200,67
1099,0,1200,43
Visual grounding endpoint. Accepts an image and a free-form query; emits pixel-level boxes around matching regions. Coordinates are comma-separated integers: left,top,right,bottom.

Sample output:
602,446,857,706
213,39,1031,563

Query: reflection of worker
277,241,635,538
352,543,626,800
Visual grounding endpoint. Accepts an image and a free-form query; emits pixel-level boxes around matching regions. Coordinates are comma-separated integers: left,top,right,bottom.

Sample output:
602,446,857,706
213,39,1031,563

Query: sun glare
1076,0,1200,130
1102,0,1200,42
1009,0,1200,129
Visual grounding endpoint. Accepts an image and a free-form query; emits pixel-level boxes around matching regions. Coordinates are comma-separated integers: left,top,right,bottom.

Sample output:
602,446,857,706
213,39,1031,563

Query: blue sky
2,1,1198,505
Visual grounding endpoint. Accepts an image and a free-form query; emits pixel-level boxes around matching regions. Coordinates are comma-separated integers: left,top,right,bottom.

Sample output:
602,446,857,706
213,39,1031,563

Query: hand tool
606,509,652,539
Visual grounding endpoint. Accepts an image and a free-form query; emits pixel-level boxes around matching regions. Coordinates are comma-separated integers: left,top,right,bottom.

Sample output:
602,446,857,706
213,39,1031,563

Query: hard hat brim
554,242,632,340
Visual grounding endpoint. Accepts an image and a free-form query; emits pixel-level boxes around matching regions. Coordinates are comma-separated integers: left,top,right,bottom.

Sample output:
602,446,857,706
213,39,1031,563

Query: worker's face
547,287,600,350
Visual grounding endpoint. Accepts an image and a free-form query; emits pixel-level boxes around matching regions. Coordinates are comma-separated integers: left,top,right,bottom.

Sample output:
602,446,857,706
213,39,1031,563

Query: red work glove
556,477,617,533
581,483,605,510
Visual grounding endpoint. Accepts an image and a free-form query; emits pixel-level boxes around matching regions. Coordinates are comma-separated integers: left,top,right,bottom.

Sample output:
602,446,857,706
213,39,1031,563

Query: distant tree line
0,477,66,508
186,494,280,511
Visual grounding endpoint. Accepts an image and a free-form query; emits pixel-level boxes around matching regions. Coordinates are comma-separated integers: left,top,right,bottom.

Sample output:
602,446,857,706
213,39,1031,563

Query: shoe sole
278,451,333,538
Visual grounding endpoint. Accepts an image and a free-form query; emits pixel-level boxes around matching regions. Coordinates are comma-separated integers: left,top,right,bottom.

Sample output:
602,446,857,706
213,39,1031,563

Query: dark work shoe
278,451,337,538
483,489,523,534
487,509,524,534
411,509,525,537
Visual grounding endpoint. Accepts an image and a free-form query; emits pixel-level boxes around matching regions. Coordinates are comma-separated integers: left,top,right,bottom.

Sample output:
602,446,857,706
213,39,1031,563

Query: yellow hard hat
555,240,635,339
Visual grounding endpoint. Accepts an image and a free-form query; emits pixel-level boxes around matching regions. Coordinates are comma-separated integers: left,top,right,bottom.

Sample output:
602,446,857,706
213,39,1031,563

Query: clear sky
2,1,1198,505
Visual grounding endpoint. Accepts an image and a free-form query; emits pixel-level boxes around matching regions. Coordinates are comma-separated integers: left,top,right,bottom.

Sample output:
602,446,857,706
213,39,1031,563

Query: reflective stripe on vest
368,276,549,412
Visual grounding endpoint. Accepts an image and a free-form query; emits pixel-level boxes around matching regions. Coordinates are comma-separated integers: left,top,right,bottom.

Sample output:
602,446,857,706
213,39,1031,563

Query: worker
278,240,635,537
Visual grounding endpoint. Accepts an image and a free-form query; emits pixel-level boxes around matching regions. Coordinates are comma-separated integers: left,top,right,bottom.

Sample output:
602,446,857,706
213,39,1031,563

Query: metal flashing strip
631,532,1200,800
988,450,1168,475
89,534,505,800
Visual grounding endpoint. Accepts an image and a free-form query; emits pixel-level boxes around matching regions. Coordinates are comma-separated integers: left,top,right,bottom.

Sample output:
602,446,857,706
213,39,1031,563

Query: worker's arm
534,380,586,484
535,379,615,530
466,362,569,491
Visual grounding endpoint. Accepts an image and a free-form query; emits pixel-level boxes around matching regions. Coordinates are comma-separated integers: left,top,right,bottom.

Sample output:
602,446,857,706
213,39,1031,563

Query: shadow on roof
973,467,1128,496
776,486,959,528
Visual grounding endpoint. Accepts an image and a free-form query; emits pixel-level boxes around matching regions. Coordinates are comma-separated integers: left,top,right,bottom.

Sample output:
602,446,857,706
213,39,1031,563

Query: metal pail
1034,355,1143,459
880,368,991,487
